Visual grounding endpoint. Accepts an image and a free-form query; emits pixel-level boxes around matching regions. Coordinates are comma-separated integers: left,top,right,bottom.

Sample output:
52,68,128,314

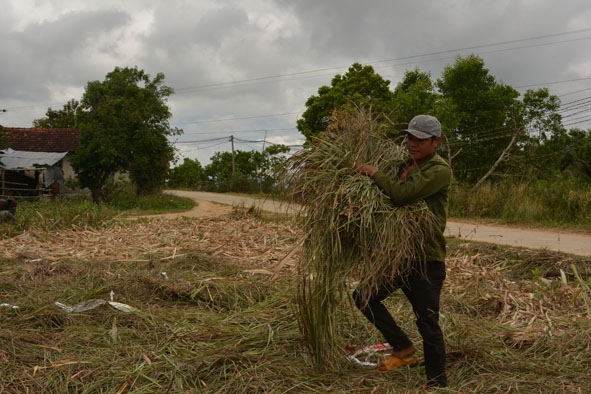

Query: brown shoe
376,345,418,374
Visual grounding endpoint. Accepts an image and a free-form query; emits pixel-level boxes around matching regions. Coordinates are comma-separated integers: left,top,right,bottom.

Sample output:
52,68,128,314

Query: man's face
405,134,441,162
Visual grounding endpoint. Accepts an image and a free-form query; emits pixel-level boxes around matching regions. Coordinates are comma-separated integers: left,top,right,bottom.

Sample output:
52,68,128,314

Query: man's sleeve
371,164,451,206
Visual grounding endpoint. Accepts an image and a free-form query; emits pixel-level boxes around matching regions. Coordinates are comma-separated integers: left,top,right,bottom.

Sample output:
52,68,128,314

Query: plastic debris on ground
55,299,138,314
346,343,393,367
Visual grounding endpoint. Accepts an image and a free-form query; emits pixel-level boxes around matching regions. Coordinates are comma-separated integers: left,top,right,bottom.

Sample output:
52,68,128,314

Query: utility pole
259,131,267,193
230,135,235,174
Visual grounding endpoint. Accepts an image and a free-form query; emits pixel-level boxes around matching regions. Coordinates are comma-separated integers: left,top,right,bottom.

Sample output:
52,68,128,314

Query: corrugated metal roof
0,149,68,170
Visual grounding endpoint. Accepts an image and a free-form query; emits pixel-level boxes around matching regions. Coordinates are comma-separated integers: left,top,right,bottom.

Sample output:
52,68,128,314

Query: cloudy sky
1,0,590,165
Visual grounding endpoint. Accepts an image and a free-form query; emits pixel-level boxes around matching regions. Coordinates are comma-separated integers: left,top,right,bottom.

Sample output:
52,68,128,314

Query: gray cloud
1,0,590,164
2,9,130,103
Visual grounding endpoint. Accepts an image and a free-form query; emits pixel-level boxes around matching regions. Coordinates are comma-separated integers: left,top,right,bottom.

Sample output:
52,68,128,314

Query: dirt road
165,190,591,257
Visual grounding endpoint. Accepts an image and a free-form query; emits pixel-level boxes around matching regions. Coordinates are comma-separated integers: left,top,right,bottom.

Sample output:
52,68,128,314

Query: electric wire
6,28,587,110
174,28,591,94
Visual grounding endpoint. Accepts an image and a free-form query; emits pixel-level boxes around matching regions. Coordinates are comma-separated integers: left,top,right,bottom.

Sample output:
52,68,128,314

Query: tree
436,55,521,183
510,88,565,179
297,63,395,143
521,88,563,141
33,99,80,128
204,150,260,193
296,55,572,187
262,144,291,177
392,68,438,127
204,144,290,193
71,67,181,202
257,144,291,193
559,129,591,181
167,158,205,189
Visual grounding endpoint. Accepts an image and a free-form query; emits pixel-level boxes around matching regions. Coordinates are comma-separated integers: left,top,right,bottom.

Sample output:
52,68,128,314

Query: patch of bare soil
143,200,233,219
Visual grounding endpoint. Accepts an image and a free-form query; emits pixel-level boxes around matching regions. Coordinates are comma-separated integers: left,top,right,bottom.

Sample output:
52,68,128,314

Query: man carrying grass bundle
354,114,451,388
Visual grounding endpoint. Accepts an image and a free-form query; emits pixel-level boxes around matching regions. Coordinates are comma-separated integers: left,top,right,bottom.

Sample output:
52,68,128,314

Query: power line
171,88,590,137
172,136,228,144
174,111,300,126
181,127,297,135
174,136,304,147
172,91,589,136
4,29,590,134
559,87,591,97
558,96,591,109
175,140,229,154
374,28,591,65
564,115,591,127
563,113,591,123
168,29,591,130
173,127,298,138
173,28,591,94
516,77,591,90
562,108,591,119
6,30,591,124
380,36,591,82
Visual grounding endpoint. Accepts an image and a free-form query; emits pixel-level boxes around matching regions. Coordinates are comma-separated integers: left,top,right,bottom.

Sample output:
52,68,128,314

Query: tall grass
0,197,119,235
0,192,194,238
449,178,591,229
102,182,195,212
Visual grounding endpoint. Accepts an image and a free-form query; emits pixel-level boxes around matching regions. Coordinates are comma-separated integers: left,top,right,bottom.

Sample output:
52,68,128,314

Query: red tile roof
1,127,80,153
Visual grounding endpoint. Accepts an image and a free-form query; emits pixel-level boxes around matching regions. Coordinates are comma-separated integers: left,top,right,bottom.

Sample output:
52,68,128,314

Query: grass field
1,207,590,393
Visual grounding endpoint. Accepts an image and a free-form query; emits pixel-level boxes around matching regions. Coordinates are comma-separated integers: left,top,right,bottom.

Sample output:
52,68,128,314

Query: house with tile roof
3,128,80,153
0,127,80,197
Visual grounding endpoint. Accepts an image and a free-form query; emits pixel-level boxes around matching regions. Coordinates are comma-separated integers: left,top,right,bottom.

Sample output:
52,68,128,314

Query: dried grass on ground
1,210,590,393
0,211,299,268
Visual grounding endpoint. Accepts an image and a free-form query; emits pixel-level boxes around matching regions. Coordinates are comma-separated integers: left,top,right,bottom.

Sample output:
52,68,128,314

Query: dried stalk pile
284,107,437,370
0,214,301,271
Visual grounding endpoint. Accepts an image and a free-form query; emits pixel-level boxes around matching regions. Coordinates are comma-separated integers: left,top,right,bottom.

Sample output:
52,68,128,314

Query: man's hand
354,161,378,177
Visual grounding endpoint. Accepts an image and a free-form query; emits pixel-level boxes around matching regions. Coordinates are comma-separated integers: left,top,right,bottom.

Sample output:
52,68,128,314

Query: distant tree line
24,56,591,203
297,56,591,188
167,144,290,194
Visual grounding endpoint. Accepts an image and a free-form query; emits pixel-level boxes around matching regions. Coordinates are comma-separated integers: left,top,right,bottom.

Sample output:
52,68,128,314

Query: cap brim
400,129,432,139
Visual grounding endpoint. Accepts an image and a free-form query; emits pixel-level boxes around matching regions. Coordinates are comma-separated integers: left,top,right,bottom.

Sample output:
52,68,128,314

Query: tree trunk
91,188,101,204
443,134,462,169
475,129,521,188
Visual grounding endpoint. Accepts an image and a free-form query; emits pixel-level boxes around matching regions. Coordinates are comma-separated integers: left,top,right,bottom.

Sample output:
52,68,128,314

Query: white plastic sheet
55,299,138,313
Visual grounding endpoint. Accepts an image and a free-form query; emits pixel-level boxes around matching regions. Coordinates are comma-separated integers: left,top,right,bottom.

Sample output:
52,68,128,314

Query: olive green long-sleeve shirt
371,153,452,262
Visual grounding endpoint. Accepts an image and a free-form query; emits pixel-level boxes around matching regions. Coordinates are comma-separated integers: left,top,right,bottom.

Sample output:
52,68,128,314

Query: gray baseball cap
401,115,441,139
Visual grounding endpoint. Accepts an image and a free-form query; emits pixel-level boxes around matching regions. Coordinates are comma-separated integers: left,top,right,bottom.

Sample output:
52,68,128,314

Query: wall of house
62,156,76,179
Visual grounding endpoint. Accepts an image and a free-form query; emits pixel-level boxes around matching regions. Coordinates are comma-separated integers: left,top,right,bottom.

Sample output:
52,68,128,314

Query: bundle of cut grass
284,106,437,371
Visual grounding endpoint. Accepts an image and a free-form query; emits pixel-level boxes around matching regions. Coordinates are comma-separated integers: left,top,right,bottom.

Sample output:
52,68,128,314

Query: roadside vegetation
449,178,591,231
0,189,194,238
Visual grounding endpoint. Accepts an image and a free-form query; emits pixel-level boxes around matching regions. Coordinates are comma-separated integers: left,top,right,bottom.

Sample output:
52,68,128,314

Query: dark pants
353,261,447,387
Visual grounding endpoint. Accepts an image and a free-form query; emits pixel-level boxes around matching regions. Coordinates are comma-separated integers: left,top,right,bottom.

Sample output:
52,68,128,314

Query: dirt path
165,190,591,257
